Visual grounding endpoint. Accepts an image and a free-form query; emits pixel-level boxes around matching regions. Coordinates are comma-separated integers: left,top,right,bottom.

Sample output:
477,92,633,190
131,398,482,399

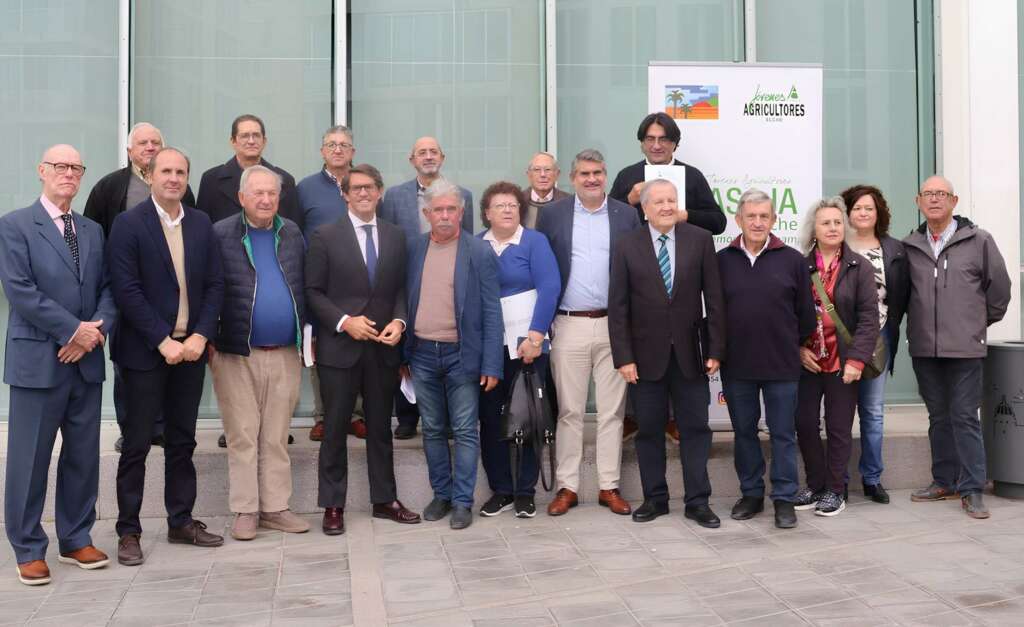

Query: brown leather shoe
547,488,578,516
58,545,109,570
622,416,638,442
16,560,50,586
309,421,325,441
372,500,421,524
168,520,224,547
117,534,144,566
666,421,680,444
599,489,632,515
323,507,345,535
350,418,367,439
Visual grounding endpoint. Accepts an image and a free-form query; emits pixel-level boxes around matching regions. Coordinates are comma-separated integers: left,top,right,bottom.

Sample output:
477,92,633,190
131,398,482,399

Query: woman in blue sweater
476,181,561,518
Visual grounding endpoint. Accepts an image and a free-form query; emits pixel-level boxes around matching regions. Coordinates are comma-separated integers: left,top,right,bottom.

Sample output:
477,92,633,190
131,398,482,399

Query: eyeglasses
642,135,674,146
236,132,264,142
919,190,952,199
528,166,555,174
490,202,520,211
348,184,377,194
323,141,353,152
414,149,441,158
42,162,86,177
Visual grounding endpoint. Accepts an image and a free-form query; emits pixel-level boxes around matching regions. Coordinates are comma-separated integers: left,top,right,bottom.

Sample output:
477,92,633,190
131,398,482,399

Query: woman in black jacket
840,185,909,505
793,197,880,517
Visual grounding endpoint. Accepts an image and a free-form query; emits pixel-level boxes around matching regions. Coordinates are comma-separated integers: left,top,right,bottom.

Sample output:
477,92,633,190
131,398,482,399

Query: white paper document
400,374,416,404
302,323,314,368
500,289,547,360
644,164,687,212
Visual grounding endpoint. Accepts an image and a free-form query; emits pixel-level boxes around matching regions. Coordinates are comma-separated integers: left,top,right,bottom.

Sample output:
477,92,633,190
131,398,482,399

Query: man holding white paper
476,182,560,518
609,112,726,235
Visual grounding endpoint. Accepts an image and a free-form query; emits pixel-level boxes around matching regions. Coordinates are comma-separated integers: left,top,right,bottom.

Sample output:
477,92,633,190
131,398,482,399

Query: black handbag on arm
499,363,557,492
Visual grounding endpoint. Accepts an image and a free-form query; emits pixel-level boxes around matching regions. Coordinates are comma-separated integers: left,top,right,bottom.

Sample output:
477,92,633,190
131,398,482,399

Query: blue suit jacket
535,194,642,305
107,198,224,371
379,179,475,250
0,200,117,388
405,231,503,380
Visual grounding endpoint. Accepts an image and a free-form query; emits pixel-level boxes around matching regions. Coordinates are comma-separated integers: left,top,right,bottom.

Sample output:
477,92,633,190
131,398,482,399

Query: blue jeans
722,378,799,502
409,340,481,508
856,332,891,486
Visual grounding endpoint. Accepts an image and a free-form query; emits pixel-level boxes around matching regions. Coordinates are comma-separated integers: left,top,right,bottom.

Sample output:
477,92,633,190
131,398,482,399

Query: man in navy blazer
0,144,117,585
378,136,473,439
536,148,641,518
107,147,225,565
404,179,502,530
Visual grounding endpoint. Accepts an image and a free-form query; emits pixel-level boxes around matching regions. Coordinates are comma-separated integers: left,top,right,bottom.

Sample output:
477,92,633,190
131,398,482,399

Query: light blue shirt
561,195,611,310
650,224,675,288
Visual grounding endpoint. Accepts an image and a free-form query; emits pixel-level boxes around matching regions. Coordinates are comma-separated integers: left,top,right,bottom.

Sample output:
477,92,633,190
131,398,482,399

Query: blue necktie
657,233,672,294
363,224,377,285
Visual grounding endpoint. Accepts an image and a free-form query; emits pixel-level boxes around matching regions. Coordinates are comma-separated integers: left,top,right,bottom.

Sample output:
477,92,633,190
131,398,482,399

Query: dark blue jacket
405,231,503,380
213,213,305,356
379,178,474,251
108,198,224,370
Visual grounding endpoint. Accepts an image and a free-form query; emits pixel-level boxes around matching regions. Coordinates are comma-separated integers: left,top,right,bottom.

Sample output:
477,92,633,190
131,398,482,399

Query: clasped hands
58,319,105,364
158,334,207,365
341,315,404,346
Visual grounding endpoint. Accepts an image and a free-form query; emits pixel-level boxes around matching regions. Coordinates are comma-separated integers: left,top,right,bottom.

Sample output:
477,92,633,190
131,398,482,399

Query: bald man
378,137,473,439
0,145,117,585
521,152,568,228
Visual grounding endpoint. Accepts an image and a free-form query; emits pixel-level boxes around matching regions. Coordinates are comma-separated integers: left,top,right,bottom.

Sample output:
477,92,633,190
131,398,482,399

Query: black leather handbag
499,363,556,492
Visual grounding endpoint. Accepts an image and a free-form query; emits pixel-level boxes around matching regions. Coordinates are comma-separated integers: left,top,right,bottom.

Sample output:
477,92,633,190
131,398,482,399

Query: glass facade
0,1,950,415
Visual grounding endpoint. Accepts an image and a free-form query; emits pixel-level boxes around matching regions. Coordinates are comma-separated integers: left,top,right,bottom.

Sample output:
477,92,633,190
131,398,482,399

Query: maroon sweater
716,234,816,381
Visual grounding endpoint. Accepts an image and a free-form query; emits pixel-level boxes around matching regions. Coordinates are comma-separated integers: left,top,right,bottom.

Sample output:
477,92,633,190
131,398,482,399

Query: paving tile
730,610,809,625
451,555,524,583
507,530,576,556
898,609,987,626
445,540,514,564
963,596,1024,625
526,564,603,594
701,588,789,623
678,565,761,598
561,611,640,626
458,573,534,605
795,597,880,622
544,590,629,623
617,578,714,622
516,546,587,573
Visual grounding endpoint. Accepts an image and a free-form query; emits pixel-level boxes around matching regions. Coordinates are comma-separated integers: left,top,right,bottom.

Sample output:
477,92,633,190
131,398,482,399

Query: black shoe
151,434,165,448
479,494,514,517
450,505,473,530
730,496,764,521
863,482,890,504
115,436,124,453
167,520,224,547
422,498,452,521
684,504,721,528
514,495,536,518
774,501,797,529
287,434,294,445
217,433,227,448
394,423,417,440
632,500,669,523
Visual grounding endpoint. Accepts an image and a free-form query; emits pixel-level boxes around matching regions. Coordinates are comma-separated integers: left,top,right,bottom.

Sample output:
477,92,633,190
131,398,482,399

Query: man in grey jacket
904,175,1011,519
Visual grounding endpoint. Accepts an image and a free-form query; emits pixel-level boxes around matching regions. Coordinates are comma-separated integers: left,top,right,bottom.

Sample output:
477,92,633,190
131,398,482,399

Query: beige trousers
211,348,302,513
549,315,627,492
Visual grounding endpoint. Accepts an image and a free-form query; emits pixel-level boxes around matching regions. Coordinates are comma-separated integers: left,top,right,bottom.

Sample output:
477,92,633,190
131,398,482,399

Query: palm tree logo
666,89,684,118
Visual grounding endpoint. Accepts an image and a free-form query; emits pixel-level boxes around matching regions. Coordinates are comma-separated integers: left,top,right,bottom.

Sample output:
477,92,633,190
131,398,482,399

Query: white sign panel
648,62,823,427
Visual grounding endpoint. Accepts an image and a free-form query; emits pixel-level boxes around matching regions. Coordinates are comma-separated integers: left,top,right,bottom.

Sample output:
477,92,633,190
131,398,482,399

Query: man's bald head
38,144,84,209
409,136,445,180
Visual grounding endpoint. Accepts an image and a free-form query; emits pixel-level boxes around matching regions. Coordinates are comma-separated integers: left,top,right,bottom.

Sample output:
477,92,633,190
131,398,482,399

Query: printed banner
648,62,823,427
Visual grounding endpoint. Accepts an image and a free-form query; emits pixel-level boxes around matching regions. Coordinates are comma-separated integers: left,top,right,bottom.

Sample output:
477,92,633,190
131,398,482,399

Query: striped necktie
657,233,672,294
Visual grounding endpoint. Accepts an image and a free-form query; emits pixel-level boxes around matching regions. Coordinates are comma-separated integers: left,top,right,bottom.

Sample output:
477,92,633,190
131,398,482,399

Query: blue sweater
297,169,348,241
248,227,299,347
478,227,561,334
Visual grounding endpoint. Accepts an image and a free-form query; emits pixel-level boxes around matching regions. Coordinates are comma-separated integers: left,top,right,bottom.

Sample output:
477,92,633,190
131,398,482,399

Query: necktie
61,214,80,274
363,224,377,285
657,233,672,294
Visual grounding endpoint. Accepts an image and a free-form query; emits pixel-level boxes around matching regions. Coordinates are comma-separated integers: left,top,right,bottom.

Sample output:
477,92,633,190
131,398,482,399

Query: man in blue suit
404,179,502,530
0,144,117,585
107,147,225,565
379,136,474,439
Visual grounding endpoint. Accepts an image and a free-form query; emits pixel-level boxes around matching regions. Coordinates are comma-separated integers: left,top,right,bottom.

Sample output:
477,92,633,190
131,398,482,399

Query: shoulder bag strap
810,270,855,346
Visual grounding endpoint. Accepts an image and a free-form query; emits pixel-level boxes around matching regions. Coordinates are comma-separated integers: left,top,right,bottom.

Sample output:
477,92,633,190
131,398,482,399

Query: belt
557,309,607,318
253,345,286,351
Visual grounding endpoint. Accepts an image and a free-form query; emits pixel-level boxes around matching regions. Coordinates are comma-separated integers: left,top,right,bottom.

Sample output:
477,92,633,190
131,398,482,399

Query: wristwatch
529,337,542,348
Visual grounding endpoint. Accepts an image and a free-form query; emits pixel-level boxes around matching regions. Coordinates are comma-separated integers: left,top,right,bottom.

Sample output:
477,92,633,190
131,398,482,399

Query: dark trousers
112,330,163,437
479,355,546,496
5,374,101,563
317,357,400,507
795,370,858,494
722,377,800,502
912,357,985,495
116,359,205,537
395,389,419,428
631,354,712,506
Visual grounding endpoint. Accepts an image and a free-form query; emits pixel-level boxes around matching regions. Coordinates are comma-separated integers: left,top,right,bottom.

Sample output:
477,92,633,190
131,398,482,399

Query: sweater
717,234,816,380
477,227,561,334
297,169,348,241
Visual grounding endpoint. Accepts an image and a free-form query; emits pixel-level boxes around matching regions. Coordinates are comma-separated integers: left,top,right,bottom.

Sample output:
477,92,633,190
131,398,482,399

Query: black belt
557,309,607,318
253,345,286,351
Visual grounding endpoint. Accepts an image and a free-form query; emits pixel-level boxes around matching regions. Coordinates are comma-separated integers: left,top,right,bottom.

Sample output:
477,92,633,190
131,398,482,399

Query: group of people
0,110,1010,587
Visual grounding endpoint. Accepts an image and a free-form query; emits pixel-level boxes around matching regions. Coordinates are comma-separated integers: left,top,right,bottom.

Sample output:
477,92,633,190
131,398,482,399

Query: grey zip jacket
902,216,1011,358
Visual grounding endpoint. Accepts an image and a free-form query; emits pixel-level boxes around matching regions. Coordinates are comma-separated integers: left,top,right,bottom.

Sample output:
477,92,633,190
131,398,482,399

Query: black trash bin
982,341,1024,499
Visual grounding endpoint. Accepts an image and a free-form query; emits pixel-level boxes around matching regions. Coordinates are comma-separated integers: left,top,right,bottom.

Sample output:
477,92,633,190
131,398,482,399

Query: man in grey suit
378,136,473,439
0,144,118,585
